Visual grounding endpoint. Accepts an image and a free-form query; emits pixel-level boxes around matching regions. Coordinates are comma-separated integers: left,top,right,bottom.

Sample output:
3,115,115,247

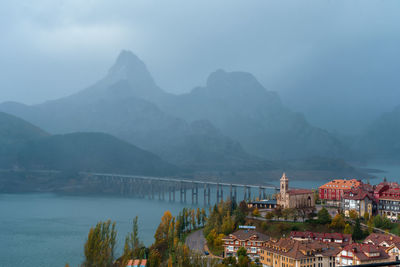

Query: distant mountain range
0,50,353,170
0,112,178,175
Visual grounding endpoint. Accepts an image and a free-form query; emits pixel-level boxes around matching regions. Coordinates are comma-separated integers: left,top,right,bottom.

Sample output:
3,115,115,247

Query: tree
252,207,260,217
317,208,332,224
352,218,363,240
196,208,201,226
84,220,117,267
265,211,274,221
364,212,370,221
330,214,345,230
201,208,207,226
344,223,352,234
237,247,247,257
349,210,358,220
274,206,283,220
148,249,161,267
282,208,294,221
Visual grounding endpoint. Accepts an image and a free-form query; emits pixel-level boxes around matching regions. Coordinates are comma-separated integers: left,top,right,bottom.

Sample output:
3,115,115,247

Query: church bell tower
280,172,289,195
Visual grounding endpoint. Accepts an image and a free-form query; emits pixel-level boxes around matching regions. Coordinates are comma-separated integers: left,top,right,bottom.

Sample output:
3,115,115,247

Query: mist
1,0,400,133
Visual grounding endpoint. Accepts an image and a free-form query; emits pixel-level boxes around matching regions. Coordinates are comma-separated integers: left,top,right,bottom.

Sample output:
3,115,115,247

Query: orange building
319,179,361,204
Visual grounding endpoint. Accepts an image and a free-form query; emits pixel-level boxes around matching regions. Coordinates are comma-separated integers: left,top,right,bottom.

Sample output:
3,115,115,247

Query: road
186,229,206,254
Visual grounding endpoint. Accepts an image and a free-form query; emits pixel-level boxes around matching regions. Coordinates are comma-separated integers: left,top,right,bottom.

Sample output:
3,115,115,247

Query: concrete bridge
80,172,279,205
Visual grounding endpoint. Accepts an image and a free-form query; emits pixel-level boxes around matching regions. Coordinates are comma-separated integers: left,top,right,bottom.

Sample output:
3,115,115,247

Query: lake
1,164,399,267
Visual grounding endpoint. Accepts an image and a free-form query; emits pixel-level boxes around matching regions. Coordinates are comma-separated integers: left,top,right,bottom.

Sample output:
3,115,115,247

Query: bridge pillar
150,181,154,200
191,182,198,205
259,186,262,200
248,187,251,201
204,184,211,206
180,182,186,203
229,185,237,203
244,186,251,201
216,183,220,203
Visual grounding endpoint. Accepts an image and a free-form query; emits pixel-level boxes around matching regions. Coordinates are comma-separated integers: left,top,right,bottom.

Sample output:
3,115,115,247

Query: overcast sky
0,0,399,131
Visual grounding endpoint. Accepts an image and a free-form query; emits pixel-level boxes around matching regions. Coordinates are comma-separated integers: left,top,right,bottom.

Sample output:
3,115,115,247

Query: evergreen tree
352,218,363,240
317,208,332,224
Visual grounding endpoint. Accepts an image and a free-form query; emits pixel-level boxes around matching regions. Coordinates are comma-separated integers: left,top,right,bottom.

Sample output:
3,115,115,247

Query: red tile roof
339,243,389,262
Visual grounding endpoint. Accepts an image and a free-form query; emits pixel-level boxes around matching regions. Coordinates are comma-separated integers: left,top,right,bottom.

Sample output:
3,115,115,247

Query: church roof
287,189,313,195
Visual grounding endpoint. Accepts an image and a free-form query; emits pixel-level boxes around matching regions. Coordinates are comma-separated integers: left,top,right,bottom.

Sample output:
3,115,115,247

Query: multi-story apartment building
319,179,361,205
260,238,340,267
374,182,400,220
335,243,389,266
222,230,269,259
290,231,352,245
341,187,376,217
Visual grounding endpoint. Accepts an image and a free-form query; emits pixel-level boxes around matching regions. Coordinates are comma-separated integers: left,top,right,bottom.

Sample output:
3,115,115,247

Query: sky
0,0,399,132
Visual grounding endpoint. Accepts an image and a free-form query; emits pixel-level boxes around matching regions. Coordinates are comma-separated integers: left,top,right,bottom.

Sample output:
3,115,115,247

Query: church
276,173,315,209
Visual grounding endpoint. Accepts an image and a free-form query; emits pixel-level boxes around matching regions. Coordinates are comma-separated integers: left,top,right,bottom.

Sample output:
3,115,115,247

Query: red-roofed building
374,181,400,221
336,243,390,266
290,231,352,245
319,179,361,205
341,186,377,218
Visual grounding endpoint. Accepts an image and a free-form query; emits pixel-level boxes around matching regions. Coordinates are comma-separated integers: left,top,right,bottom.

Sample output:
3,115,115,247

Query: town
217,173,400,267
80,173,400,267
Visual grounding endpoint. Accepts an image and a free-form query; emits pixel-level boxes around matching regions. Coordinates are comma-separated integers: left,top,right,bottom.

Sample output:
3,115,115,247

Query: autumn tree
349,210,358,220
83,220,117,267
344,223,352,234
330,214,345,230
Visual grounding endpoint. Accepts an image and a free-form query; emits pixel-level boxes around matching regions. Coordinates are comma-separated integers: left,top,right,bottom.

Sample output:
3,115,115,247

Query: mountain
355,105,400,161
0,52,269,171
16,132,179,175
158,69,350,160
0,111,48,145
0,112,178,175
0,112,49,168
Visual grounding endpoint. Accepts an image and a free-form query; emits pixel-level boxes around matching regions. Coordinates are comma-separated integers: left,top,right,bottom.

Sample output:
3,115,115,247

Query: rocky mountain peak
107,50,155,87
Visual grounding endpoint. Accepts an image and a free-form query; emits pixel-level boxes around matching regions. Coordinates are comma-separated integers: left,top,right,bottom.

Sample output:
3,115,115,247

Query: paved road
186,229,206,254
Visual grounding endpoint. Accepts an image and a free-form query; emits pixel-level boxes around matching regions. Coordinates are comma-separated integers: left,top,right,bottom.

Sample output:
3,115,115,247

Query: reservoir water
1,165,399,267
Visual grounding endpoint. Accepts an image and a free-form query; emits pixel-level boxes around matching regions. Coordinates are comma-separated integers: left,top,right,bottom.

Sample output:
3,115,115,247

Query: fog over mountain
1,52,273,171
1,1,399,135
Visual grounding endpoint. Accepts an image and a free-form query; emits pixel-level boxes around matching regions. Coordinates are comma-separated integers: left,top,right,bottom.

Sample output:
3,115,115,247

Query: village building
341,186,376,218
319,179,361,206
222,230,270,259
277,173,315,209
290,231,352,245
260,238,340,267
374,181,400,220
335,243,389,266
364,233,400,248
385,243,400,261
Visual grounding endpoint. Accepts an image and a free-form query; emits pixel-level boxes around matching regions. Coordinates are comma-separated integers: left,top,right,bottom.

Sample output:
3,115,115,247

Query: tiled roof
340,243,389,262
223,230,270,242
264,238,341,260
290,231,351,243
320,179,361,190
287,189,313,195
342,187,375,201
364,233,400,247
